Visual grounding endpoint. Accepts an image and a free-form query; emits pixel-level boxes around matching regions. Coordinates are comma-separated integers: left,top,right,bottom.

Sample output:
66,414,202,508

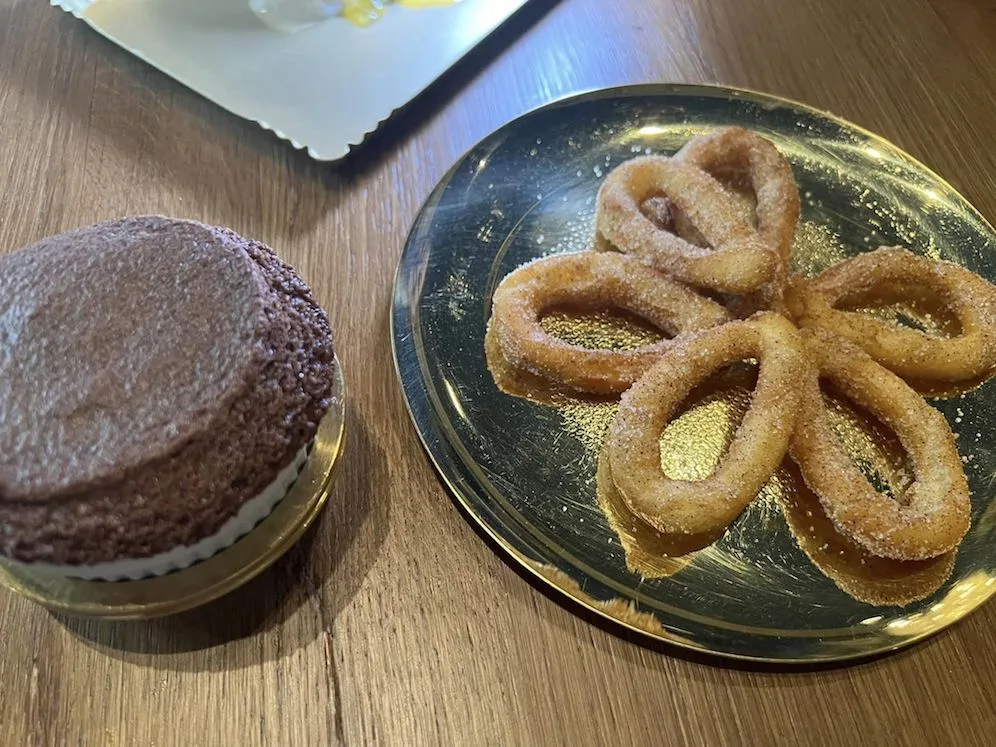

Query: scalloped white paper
52,0,530,161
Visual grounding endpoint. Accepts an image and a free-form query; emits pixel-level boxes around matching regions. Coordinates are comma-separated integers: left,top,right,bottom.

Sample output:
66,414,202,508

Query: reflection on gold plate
595,451,713,580
0,359,347,620
393,84,996,662
529,561,674,640
778,463,955,607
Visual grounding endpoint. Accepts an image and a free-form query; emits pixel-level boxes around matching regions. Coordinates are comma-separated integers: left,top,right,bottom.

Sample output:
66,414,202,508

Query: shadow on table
335,0,562,178
0,0,558,234
58,412,389,672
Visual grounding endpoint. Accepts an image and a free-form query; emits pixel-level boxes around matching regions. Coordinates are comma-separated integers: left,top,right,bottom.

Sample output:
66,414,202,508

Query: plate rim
390,82,996,664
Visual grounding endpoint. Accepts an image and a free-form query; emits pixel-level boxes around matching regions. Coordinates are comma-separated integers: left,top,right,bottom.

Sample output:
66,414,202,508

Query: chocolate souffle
0,216,337,579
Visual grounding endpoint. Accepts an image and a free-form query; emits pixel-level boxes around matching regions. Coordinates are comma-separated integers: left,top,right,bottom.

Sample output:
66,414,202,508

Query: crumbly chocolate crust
0,217,336,564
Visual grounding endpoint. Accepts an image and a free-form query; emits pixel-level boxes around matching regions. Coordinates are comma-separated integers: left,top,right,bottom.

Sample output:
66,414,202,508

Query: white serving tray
53,0,530,161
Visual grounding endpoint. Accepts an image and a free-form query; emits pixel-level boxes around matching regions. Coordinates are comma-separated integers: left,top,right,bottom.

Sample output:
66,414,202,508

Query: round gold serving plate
0,356,346,620
391,84,996,663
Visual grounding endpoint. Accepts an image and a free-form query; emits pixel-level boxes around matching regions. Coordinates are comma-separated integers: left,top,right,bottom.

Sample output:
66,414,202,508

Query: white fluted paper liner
25,446,311,582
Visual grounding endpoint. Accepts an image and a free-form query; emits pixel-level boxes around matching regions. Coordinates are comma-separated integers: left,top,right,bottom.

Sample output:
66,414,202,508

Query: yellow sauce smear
344,0,461,27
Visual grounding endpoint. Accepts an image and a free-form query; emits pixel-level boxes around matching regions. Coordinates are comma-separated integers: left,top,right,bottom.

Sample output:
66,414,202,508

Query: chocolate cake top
0,216,260,501
0,216,336,565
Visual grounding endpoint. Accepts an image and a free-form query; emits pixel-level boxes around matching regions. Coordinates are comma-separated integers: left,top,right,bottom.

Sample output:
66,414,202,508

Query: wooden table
2,0,996,743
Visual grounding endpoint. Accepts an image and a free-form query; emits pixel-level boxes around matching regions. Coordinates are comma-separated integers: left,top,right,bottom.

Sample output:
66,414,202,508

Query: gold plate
0,356,346,620
391,85,996,663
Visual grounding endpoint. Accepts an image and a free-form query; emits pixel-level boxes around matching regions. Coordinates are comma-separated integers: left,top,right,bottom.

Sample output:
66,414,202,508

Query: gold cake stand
0,357,347,620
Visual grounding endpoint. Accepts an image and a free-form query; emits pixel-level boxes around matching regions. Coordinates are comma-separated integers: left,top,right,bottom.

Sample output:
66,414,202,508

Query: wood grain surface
2,0,996,744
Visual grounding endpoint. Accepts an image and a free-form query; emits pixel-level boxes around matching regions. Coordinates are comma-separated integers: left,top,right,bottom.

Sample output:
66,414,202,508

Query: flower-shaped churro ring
487,251,731,395
777,462,956,606
790,329,971,560
486,128,993,577
675,126,800,313
605,312,806,536
675,126,799,266
786,247,996,383
595,156,779,294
